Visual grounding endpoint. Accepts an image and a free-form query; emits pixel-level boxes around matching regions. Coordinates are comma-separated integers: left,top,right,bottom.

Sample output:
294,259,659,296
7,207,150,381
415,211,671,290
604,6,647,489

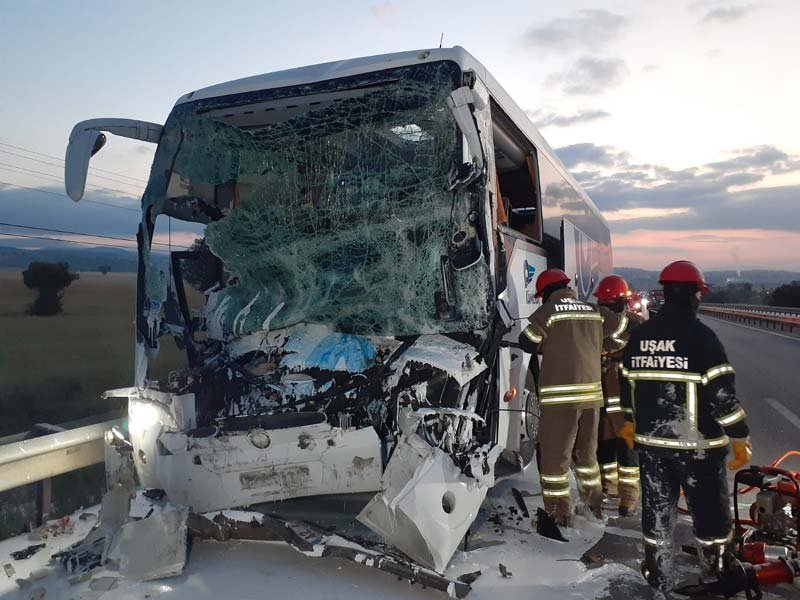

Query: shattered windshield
148,61,492,339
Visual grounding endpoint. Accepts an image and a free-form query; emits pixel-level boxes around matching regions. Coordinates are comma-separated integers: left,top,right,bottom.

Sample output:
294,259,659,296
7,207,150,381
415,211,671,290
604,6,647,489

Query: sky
1,0,799,271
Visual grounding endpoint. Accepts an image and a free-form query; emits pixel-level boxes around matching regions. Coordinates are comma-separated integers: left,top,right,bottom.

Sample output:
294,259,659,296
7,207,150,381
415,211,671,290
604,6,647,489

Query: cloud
369,1,396,18
612,228,800,270
0,185,200,251
699,4,758,24
556,143,630,169
707,145,800,173
562,144,800,234
546,56,628,95
526,108,611,129
522,10,628,52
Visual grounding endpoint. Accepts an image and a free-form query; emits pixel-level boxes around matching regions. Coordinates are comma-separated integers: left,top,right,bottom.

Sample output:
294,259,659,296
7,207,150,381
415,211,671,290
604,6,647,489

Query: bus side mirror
65,130,106,202
64,118,163,202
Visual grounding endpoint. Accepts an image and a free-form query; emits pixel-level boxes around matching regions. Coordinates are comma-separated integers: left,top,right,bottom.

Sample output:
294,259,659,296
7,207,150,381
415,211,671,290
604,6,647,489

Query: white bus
65,46,612,574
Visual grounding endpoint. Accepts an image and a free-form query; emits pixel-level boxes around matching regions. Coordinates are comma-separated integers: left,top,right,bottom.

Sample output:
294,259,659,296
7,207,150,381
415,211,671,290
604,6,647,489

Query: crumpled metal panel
117,504,189,580
357,433,495,573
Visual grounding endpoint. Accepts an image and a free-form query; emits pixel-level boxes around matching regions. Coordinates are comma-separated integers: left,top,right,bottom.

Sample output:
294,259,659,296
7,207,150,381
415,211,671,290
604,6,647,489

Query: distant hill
616,267,800,291
0,246,168,273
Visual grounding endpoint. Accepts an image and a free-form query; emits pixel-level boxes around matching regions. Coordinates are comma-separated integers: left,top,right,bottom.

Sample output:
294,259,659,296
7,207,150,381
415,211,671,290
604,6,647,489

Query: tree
769,283,800,308
98,265,111,275
22,262,80,315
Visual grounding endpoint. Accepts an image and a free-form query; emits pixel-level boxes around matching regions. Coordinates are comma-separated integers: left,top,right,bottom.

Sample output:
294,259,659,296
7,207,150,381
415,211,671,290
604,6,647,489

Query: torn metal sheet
54,441,136,574
188,513,471,598
357,433,496,573
117,504,188,580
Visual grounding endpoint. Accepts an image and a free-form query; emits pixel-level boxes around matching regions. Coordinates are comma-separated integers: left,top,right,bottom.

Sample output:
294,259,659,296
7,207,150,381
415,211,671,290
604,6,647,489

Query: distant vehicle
64,47,613,572
627,291,646,315
648,289,665,315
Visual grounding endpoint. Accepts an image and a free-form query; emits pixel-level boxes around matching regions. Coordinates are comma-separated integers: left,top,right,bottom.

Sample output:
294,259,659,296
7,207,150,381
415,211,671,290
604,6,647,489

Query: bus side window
497,152,541,241
491,102,542,242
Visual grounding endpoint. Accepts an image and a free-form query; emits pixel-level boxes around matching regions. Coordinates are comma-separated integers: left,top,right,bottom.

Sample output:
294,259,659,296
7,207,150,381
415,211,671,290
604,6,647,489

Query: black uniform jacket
620,303,749,451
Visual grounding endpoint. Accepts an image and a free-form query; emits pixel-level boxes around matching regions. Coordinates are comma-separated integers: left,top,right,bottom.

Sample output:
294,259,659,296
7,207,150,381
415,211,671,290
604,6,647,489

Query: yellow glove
728,438,753,471
618,421,635,450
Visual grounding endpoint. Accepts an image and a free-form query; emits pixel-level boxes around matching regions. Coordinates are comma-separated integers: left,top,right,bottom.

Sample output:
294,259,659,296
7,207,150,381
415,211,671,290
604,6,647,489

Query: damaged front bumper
105,332,506,577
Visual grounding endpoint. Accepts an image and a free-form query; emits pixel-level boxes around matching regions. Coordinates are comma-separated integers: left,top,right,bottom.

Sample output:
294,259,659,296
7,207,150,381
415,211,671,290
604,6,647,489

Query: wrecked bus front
66,47,611,574
117,55,501,571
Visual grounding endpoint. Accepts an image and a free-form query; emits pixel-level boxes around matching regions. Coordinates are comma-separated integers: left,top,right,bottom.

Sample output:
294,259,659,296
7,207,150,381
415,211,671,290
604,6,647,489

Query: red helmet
535,268,570,298
658,260,709,293
593,274,629,302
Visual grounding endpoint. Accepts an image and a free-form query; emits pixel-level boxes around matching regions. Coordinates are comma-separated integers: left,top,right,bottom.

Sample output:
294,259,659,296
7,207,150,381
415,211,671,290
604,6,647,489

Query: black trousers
639,447,732,589
597,437,639,469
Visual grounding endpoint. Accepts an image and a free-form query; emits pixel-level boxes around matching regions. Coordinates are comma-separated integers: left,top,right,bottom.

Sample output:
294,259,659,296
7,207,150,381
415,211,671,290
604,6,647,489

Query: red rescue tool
677,453,800,598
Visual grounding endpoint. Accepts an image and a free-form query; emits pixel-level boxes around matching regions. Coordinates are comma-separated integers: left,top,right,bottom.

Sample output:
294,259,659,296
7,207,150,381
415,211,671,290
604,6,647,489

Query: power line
0,179,141,213
0,164,62,184
0,220,171,248
0,231,171,254
0,141,149,184
0,149,146,190
0,163,142,199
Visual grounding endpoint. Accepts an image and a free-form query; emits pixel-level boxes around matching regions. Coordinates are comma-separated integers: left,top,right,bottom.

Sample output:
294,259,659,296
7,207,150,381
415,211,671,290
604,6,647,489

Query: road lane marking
765,397,800,432
702,315,800,342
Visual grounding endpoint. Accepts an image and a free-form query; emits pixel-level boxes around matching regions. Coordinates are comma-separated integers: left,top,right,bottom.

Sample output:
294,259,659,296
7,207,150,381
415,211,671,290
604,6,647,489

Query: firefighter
519,268,621,526
618,260,752,592
593,275,644,517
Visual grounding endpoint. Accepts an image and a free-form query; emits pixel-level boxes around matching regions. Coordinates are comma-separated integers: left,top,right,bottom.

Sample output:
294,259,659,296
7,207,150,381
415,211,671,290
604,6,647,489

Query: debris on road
3,563,14,577
511,488,530,518
457,571,481,585
10,544,46,560
498,563,512,578
534,508,568,542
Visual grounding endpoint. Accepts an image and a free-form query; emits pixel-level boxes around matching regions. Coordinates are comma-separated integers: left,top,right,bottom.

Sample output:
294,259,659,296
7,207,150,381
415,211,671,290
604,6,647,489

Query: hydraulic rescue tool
676,455,800,598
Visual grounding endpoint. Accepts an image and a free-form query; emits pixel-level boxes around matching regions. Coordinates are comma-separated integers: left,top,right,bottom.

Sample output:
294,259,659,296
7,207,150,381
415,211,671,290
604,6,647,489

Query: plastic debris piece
88,576,119,591
3,563,14,577
11,544,46,560
457,570,481,585
499,563,513,578
535,507,568,542
142,488,166,501
511,488,530,518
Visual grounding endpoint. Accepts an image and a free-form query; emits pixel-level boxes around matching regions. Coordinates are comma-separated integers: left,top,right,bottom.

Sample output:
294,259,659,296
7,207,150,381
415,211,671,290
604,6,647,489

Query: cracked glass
149,61,492,339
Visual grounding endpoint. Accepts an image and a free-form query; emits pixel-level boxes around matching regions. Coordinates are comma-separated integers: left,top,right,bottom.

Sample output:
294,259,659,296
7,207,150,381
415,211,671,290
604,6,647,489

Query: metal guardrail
0,418,122,493
704,303,800,317
700,304,800,333
0,417,122,528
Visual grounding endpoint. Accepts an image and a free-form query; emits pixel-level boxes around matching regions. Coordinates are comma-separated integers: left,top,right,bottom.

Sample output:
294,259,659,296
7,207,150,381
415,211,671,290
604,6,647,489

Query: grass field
0,267,187,536
0,268,186,435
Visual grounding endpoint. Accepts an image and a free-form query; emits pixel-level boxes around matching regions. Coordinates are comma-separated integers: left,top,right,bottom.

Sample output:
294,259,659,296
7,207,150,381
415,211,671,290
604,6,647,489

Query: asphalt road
700,314,800,469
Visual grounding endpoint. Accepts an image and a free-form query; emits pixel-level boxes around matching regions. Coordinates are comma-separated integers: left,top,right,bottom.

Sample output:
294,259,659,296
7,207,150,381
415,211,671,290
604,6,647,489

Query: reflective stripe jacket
602,310,645,413
620,303,749,451
519,288,621,407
